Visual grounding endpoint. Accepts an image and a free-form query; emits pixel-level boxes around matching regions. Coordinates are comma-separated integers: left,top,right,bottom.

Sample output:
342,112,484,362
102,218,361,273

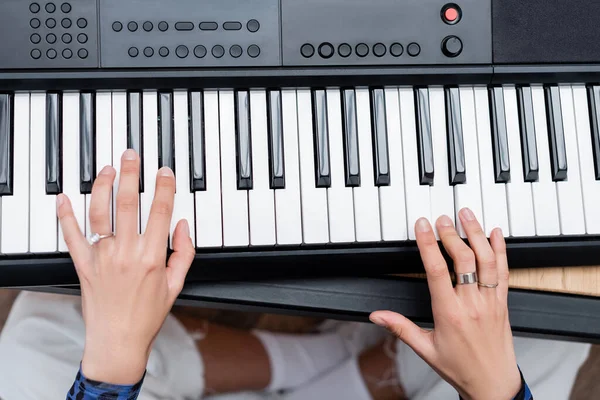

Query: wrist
82,340,150,385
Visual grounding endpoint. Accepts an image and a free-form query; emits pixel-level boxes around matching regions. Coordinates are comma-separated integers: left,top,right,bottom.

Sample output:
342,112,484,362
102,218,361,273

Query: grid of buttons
301,42,420,59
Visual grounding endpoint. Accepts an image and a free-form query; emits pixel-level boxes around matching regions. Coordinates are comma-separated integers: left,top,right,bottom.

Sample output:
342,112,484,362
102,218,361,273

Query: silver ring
456,271,478,285
88,233,114,246
478,282,499,288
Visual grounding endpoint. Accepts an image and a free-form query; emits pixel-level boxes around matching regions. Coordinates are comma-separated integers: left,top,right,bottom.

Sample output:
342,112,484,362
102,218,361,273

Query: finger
144,167,176,250
458,208,497,300
415,218,455,306
57,194,90,267
115,149,140,241
369,311,434,362
166,219,195,300
89,166,116,238
490,228,509,304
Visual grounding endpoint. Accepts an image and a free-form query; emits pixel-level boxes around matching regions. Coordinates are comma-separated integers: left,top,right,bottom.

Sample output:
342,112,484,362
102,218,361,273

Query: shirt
67,367,145,400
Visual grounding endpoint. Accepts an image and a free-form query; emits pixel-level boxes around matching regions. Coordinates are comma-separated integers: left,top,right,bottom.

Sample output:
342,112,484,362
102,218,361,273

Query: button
407,42,421,56
30,3,40,13
442,35,463,57
212,45,225,58
78,48,88,59
77,33,87,44
223,21,242,30
62,48,72,59
175,21,194,31
47,49,57,59
158,21,168,31
194,45,207,58
247,19,260,32
355,43,369,57
301,43,315,58
31,49,42,59
77,18,87,28
46,33,57,44
30,18,41,29
176,45,189,58
46,18,56,29
30,34,41,44
159,46,169,57
373,43,386,57
128,47,139,57
338,43,352,57
442,4,462,24
200,22,218,31
318,42,334,58
230,45,243,58
144,47,154,57
45,3,56,13
61,3,71,13
61,18,71,28
143,21,153,32
112,21,122,32
128,21,138,32
62,33,72,44
390,42,403,57
247,44,260,58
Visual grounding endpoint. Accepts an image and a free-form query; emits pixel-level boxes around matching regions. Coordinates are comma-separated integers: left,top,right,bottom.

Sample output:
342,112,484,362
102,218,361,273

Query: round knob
442,36,463,57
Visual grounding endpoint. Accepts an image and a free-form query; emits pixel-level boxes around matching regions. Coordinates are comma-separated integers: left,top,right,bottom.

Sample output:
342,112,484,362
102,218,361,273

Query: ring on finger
456,271,478,285
88,232,114,246
477,282,499,288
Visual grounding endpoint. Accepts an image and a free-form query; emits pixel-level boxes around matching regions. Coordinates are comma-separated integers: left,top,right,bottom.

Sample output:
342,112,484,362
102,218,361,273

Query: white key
504,86,535,237
171,90,196,247
556,85,586,234
326,88,355,243
530,86,561,236
58,92,85,252
428,87,455,236
572,84,600,234
399,87,431,239
454,87,484,237
353,88,381,242
195,91,223,248
275,90,302,245
140,91,158,234
2,93,30,254
220,90,249,246
248,90,276,245
379,88,408,240
297,89,329,244
30,93,57,252
473,87,509,236
111,92,128,231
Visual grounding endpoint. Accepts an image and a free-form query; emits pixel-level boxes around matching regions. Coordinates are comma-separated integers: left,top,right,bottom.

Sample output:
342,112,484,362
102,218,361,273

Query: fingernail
100,166,112,175
415,218,431,233
460,207,475,222
123,149,137,160
158,167,174,177
56,194,64,209
369,313,388,329
182,219,190,237
438,215,453,227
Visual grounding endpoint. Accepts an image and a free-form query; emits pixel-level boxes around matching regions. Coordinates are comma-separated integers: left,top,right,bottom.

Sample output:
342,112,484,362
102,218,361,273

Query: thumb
166,219,195,299
370,311,434,359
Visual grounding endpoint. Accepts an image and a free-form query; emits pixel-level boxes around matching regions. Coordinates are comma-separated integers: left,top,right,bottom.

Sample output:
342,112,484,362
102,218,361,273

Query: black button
78,48,88,59
30,34,41,44
127,21,138,32
128,47,139,57
46,33,57,44
175,21,194,31
61,18,71,28
143,21,153,32
390,42,403,57
200,22,218,31
212,45,224,58
61,3,71,13
30,18,41,29
247,45,260,58
31,49,42,59
62,48,72,59
176,45,189,58
158,21,168,31
373,43,386,57
441,35,462,57
46,18,56,29
45,3,56,13
318,42,334,59
301,43,315,58
194,45,207,58
247,19,260,32
62,33,72,44
30,3,40,13
230,45,243,58
223,21,242,31
112,21,122,32
407,42,421,56
77,33,87,44
338,43,352,58
144,47,154,57
47,49,57,59
77,18,87,28
355,43,369,57
159,46,169,57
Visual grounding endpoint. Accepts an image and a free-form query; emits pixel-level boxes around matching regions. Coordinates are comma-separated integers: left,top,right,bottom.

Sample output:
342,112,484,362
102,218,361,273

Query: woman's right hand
370,209,522,400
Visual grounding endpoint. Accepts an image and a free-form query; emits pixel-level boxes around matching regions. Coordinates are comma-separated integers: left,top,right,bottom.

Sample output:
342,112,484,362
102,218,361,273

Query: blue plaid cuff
66,365,145,400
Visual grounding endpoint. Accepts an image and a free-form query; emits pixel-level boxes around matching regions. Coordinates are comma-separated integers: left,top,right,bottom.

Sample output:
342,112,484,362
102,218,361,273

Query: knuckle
427,262,448,279
117,196,138,213
479,258,497,271
89,210,106,226
455,248,475,265
446,311,463,328
152,200,172,216
467,308,481,322
120,160,139,175
498,269,510,282
156,174,175,190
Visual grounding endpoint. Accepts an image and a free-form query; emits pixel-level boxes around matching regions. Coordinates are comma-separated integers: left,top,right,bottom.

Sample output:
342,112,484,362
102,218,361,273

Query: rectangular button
235,90,253,190
223,21,242,30
158,92,175,172
516,86,539,182
544,85,568,181
190,92,206,191
0,94,13,195
175,22,194,31
415,88,434,185
488,87,511,183
371,88,390,186
79,92,95,194
127,91,144,192
341,89,360,187
200,22,218,31
46,93,62,195
445,87,466,185
312,89,331,188
267,90,285,189
587,85,600,180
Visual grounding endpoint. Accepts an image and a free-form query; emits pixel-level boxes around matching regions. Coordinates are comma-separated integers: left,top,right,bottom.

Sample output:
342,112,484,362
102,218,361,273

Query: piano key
400,87,431,240
297,89,329,244
235,90,253,190
415,88,434,185
353,88,381,242
158,92,175,172
555,85,585,234
90,92,113,236
530,86,561,236
79,92,95,194
516,86,539,182
544,85,568,181
379,87,408,241
220,90,250,246
274,90,302,245
267,90,285,189
370,88,390,186
0,94,12,195
58,92,85,252
312,89,331,188
574,84,600,233
488,86,511,183
341,89,360,187
503,86,535,237
587,85,600,180
473,87,509,236
453,87,483,238
189,92,206,192
445,87,466,185
1,93,29,254
172,90,196,247
326,88,355,243
141,91,158,235
30,92,57,252
127,91,144,192
45,93,62,195
112,92,128,231
195,90,223,248
249,89,276,246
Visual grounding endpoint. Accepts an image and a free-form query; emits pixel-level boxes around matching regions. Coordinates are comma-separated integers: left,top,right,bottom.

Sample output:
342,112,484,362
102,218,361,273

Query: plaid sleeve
66,366,145,400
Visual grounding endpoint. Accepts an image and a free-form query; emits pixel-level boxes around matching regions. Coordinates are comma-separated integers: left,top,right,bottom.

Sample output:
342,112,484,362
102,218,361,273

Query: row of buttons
31,32,87,44
29,2,71,14
301,42,421,59
31,47,88,60
128,44,261,59
113,20,260,33
30,17,87,29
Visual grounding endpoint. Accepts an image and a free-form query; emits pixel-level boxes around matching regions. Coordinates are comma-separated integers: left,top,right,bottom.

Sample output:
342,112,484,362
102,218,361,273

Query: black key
189,91,206,191
158,92,175,172
516,86,539,182
311,89,331,187
488,87,511,183
341,89,360,187
414,88,434,185
0,94,13,195
445,87,466,185
79,92,95,194
267,90,285,189
127,91,144,192
587,85,600,180
235,90,253,190
544,85,568,181
46,93,62,194
370,88,390,186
